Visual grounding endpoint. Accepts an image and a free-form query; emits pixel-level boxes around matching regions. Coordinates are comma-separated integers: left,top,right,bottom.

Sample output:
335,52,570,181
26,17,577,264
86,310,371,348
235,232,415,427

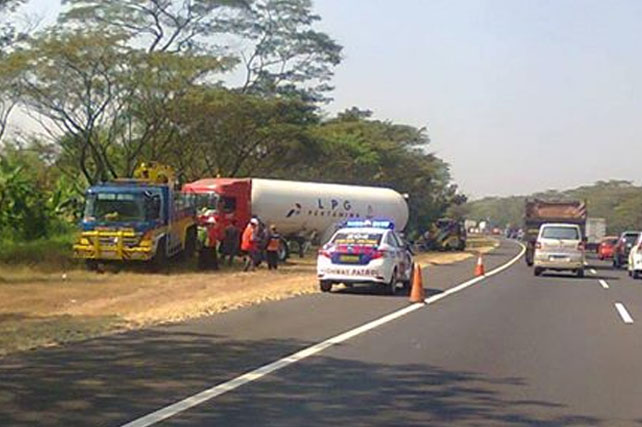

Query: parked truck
181,178,409,260
585,217,607,252
523,199,587,266
73,163,197,269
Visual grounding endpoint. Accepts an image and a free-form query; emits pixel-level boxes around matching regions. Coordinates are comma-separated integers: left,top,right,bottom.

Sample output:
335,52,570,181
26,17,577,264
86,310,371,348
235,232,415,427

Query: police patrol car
316,220,414,294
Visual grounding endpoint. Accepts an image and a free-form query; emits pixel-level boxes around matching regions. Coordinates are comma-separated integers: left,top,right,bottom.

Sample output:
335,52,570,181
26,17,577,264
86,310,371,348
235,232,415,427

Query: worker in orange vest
266,225,281,270
241,218,260,271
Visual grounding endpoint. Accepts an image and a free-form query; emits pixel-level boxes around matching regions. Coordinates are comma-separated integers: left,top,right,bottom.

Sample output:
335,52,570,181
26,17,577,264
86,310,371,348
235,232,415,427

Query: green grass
0,233,78,270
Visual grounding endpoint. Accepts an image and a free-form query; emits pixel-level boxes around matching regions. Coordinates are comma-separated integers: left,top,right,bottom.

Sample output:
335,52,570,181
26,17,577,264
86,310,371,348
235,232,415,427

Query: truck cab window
221,197,236,213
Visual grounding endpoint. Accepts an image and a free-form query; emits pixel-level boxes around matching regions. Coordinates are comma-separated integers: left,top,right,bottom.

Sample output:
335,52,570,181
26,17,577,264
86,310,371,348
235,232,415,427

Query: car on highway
628,234,642,279
598,236,619,260
533,223,585,278
613,231,641,269
316,219,413,294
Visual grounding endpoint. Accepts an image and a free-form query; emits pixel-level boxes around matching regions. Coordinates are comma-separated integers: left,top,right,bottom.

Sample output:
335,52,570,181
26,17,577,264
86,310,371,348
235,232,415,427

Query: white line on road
615,303,634,324
120,243,527,427
599,279,610,289
590,269,597,275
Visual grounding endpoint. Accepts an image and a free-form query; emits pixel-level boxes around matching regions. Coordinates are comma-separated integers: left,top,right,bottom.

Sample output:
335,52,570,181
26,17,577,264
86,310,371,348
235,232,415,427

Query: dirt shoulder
0,236,497,356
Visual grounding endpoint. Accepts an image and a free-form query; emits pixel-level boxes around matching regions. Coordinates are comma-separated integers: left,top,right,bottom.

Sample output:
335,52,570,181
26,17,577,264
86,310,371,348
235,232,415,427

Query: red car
598,236,619,260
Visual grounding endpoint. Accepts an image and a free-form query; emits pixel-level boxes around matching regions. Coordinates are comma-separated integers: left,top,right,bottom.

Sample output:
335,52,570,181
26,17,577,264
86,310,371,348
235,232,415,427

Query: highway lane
0,239,518,426
150,247,642,426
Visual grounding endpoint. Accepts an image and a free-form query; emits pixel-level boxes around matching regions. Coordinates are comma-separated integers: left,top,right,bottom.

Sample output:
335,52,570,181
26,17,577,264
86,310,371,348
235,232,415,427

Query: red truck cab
182,178,252,241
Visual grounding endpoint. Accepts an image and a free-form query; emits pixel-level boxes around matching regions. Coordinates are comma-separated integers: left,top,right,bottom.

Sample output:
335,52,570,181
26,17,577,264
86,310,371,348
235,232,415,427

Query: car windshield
623,234,639,244
332,232,383,247
541,226,580,240
84,192,149,222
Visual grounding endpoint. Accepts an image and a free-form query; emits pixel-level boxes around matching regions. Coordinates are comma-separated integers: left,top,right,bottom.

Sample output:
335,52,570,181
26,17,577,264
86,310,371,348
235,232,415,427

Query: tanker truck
182,178,409,260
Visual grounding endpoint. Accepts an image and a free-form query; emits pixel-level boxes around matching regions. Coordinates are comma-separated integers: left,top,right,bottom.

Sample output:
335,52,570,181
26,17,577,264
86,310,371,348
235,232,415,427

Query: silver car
533,223,585,278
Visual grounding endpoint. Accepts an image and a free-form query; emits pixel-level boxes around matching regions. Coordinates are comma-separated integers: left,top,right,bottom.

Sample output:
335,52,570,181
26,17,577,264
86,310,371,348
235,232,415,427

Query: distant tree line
0,0,464,241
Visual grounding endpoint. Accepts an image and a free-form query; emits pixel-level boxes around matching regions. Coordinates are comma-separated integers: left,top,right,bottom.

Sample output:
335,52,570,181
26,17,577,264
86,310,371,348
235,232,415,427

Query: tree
60,0,343,100
59,0,246,54
164,87,319,180
0,0,26,141
19,30,229,183
232,0,342,101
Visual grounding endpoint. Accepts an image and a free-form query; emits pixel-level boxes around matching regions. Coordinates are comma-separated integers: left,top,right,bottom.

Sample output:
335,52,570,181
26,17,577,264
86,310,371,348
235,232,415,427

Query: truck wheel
150,237,168,273
278,238,290,262
634,271,640,280
184,226,197,258
534,267,543,276
576,269,584,279
319,281,332,293
85,260,99,272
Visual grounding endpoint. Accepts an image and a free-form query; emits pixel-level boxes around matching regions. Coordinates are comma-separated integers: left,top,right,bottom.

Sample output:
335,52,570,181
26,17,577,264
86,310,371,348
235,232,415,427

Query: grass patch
0,233,78,271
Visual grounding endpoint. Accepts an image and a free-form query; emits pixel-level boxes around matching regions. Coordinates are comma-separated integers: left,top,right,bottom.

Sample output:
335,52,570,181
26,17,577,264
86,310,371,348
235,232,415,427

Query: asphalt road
4,239,642,426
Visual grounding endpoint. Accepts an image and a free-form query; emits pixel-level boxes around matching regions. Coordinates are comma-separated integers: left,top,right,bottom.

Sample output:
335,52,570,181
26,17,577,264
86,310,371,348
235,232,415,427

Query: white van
533,223,585,278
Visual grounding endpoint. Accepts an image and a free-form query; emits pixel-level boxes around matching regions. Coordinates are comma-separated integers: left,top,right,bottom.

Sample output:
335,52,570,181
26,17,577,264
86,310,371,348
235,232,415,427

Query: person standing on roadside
241,218,260,272
266,225,281,270
221,220,240,266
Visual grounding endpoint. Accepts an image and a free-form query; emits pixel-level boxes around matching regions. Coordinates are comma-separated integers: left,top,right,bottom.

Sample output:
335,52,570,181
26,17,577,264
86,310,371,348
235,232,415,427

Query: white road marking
599,279,610,289
615,303,634,324
590,269,597,275
120,243,527,427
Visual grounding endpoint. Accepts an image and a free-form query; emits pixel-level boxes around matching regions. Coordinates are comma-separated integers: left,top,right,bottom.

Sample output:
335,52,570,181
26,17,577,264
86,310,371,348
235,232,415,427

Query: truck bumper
73,231,154,261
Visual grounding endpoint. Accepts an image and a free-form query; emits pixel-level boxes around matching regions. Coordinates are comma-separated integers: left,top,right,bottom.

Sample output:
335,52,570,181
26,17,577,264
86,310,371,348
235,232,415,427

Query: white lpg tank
250,179,409,242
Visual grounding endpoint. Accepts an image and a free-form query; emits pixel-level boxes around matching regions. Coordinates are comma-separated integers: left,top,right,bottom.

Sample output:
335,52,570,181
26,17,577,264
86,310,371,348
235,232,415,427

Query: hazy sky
17,0,642,197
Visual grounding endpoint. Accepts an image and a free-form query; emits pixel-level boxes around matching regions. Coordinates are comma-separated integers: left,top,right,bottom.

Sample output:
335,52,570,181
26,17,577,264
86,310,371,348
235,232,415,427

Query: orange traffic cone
474,253,486,277
409,263,426,303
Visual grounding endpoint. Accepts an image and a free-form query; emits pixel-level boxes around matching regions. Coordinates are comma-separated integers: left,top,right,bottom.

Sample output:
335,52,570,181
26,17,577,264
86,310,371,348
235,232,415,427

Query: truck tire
525,247,534,267
534,267,543,276
85,260,99,272
576,268,584,279
184,226,197,258
278,238,290,262
634,270,640,280
150,237,168,273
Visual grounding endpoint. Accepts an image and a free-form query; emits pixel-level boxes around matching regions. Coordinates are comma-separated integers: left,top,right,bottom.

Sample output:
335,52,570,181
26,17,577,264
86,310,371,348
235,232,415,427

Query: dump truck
523,199,587,266
182,178,409,260
73,162,197,269
585,217,607,252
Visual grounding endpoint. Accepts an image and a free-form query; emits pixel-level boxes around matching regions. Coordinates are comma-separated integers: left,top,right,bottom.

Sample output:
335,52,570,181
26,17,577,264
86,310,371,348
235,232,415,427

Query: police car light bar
343,219,395,229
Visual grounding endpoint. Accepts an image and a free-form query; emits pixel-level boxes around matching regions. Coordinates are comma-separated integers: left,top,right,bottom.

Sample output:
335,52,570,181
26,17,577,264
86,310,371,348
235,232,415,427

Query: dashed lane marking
590,269,597,275
120,243,527,427
615,302,634,324
599,280,610,289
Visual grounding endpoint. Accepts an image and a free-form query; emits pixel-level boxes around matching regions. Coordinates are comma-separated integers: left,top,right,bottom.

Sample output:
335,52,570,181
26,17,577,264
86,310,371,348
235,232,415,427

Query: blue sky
18,0,642,197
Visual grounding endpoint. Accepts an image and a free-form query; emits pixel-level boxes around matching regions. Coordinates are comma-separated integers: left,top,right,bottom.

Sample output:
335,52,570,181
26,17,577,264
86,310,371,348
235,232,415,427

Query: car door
393,232,413,280
384,232,403,274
